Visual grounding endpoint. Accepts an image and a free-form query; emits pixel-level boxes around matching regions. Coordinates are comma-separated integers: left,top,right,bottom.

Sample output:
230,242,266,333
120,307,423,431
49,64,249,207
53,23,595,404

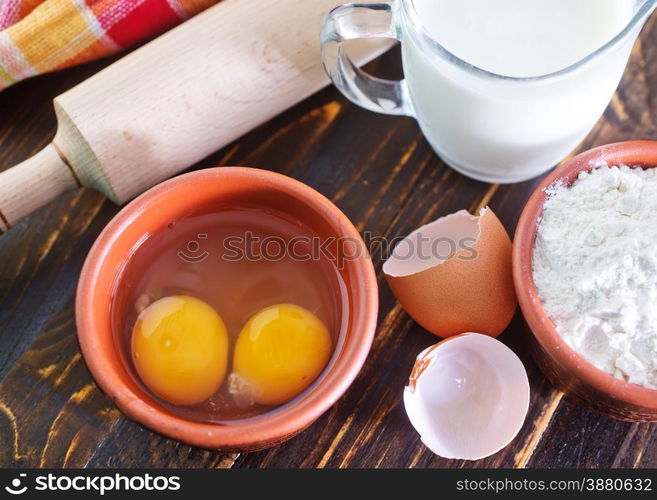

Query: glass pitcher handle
321,2,414,117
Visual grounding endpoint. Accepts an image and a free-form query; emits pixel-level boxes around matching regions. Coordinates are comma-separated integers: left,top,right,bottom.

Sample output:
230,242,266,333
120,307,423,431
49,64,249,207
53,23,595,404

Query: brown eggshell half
383,208,517,338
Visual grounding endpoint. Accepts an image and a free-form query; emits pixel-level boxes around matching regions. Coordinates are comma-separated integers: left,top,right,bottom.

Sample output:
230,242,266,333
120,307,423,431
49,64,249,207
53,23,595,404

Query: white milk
401,0,636,182
414,0,633,78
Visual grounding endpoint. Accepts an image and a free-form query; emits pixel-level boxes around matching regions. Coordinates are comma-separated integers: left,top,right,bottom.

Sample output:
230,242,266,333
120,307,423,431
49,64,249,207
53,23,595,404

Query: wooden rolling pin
0,0,387,232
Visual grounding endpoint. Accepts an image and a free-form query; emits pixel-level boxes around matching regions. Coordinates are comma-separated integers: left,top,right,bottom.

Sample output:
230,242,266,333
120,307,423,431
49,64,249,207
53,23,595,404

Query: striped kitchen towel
0,0,220,90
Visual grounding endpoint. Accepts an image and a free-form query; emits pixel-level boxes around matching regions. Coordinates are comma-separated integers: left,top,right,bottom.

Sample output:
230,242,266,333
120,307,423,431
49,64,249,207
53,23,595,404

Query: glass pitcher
321,0,657,183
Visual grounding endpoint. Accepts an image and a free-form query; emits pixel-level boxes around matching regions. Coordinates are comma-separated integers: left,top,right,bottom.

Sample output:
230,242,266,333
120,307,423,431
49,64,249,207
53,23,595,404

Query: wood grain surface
1,16,657,468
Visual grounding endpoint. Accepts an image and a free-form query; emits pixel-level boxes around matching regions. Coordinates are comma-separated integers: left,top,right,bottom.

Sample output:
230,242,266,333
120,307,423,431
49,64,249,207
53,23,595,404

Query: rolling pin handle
0,144,79,232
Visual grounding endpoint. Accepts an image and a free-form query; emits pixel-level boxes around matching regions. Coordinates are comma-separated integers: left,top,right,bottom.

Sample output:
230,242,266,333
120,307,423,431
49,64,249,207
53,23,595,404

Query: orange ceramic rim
513,141,657,412
76,167,379,449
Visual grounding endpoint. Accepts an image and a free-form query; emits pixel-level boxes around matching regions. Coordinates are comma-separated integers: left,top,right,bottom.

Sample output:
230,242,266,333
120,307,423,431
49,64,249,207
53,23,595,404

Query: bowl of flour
513,141,657,422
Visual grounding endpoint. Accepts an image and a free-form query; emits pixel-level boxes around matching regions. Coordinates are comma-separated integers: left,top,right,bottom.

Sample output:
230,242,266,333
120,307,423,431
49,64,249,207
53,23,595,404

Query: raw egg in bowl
76,167,378,450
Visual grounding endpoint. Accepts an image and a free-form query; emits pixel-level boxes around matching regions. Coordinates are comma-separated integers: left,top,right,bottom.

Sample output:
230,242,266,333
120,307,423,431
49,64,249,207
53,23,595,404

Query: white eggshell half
403,333,530,460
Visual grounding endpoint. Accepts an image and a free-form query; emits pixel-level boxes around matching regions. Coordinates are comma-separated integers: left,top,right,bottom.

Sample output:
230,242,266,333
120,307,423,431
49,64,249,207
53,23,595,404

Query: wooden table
2,21,657,469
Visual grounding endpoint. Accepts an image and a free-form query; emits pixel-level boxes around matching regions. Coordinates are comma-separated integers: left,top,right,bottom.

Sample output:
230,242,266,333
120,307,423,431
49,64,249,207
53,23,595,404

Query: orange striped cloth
0,0,220,90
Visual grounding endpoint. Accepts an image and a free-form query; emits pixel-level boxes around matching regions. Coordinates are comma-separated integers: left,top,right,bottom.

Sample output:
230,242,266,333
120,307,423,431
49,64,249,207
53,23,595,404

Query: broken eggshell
383,208,517,338
404,333,530,460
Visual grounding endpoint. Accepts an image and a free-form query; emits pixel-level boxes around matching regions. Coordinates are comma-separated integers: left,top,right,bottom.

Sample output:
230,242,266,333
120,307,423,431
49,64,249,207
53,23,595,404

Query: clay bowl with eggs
513,140,657,421
76,167,378,450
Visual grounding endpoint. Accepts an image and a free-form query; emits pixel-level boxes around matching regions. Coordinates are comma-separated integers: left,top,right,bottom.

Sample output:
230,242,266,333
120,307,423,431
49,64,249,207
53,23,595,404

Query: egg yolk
132,295,228,406
233,304,332,406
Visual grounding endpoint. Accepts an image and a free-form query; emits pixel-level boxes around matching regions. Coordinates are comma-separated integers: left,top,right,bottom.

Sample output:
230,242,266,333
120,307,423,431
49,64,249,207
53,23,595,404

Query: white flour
533,165,657,389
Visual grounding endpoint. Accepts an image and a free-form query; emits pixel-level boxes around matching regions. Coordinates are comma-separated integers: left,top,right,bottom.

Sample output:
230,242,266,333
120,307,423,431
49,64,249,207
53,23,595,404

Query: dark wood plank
526,401,637,469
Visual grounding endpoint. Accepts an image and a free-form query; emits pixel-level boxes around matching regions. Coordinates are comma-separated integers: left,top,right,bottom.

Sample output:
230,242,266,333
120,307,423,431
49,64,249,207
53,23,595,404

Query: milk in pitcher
402,0,635,181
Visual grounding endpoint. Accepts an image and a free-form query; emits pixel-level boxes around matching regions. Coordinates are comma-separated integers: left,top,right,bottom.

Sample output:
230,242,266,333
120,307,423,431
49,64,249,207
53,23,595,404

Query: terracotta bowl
513,141,657,422
76,167,378,449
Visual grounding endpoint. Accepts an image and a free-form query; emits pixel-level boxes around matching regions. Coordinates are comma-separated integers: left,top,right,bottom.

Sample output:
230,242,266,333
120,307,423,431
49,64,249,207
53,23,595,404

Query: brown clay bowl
76,167,378,449
513,141,657,422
